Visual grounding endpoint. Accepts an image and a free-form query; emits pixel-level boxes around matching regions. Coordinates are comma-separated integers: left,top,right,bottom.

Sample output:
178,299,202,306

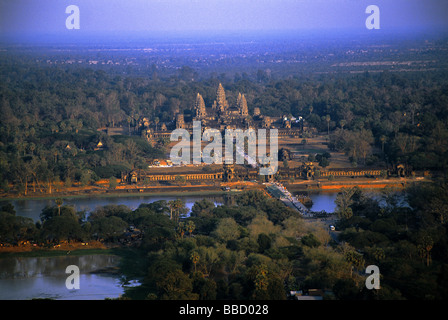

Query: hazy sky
1,0,447,36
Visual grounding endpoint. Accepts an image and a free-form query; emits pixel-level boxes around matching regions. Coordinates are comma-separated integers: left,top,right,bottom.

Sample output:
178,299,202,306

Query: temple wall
320,169,383,177
124,167,386,184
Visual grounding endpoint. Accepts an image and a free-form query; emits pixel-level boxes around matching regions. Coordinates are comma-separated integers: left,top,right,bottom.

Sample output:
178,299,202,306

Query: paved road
320,216,340,242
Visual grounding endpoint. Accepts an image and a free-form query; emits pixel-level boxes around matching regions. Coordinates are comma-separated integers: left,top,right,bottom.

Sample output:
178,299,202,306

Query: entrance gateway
170,121,279,176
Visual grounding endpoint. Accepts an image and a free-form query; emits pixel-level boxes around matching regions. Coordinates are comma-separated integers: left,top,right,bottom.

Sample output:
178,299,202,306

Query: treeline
333,182,448,299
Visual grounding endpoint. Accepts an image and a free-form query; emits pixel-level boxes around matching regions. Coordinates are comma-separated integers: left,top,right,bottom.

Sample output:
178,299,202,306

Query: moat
2,191,341,222
0,254,129,300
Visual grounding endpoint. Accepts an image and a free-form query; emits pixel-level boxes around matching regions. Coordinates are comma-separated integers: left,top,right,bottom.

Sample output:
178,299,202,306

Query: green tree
156,269,198,300
248,264,269,299
168,199,187,222
257,233,272,253
190,251,200,272
197,246,220,277
42,213,83,243
174,175,186,186
177,221,186,239
80,170,92,187
55,198,63,216
191,199,215,218
186,220,196,237
0,211,36,244
90,216,128,241
417,235,434,267
1,202,16,215
345,250,365,276
213,218,240,242
319,156,330,168
109,176,118,189
380,135,387,155
335,187,356,220
154,117,160,132
191,273,217,300
301,233,321,247
325,114,331,137
333,278,360,300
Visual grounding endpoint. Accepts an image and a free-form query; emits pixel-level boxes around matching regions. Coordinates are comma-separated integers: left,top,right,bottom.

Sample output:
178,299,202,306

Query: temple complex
140,83,307,144
121,83,394,186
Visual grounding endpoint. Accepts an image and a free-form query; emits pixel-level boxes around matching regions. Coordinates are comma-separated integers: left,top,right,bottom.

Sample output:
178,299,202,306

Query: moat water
0,254,131,300
1,192,339,222
2,194,227,222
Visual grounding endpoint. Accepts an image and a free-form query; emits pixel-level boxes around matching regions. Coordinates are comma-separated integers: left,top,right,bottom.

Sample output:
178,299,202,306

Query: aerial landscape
1,0,448,310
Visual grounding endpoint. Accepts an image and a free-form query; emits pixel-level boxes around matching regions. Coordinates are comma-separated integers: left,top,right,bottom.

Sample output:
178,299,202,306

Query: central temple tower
194,93,207,119
213,83,229,114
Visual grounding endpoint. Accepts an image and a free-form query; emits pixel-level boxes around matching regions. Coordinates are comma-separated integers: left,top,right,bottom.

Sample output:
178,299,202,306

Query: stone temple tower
215,83,228,113
238,93,248,116
194,93,206,119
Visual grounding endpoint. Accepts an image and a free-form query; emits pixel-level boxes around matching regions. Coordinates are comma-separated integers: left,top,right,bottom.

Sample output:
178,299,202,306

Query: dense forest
1,49,448,194
1,185,447,300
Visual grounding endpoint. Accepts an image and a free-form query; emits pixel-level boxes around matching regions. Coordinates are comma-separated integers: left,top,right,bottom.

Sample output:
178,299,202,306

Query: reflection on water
307,192,338,213
0,254,120,278
2,188,408,222
0,255,125,300
4,194,225,222
2,191,342,221
297,189,407,213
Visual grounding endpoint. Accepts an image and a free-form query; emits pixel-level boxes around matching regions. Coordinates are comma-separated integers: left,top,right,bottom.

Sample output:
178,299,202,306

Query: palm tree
380,135,387,154
345,251,365,278
177,221,186,239
55,198,63,216
168,200,175,220
325,114,331,137
168,199,185,222
372,247,385,263
190,251,199,272
253,264,269,299
127,116,132,134
418,235,434,267
335,187,356,220
174,199,186,223
154,117,160,132
186,220,196,237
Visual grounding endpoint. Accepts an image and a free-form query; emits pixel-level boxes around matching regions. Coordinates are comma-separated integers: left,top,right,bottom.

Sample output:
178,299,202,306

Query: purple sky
1,0,447,36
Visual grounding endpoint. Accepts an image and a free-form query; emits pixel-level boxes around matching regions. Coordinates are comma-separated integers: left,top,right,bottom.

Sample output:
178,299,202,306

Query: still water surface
2,192,339,222
5,194,227,222
0,255,128,300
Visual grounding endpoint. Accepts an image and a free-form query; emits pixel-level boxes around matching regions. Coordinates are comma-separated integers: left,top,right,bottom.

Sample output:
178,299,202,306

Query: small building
94,141,104,151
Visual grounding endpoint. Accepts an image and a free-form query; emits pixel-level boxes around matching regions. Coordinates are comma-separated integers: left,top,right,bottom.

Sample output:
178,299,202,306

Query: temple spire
216,83,228,112
239,94,248,116
236,92,242,106
194,93,206,118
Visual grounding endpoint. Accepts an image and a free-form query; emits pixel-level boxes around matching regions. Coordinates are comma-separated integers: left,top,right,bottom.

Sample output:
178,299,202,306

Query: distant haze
1,0,447,42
